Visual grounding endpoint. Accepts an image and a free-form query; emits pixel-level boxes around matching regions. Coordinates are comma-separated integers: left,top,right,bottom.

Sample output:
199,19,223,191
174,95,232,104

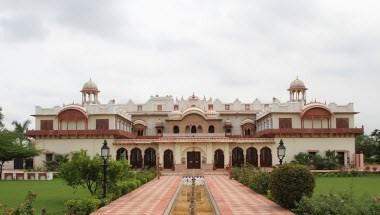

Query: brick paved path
206,175,294,215
92,176,181,215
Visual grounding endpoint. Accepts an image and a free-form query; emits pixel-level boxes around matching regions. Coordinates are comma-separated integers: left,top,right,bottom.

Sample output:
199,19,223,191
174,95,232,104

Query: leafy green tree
371,129,380,155
44,154,69,171
60,150,102,195
356,131,380,164
12,119,31,144
60,150,131,196
0,107,4,129
0,131,40,179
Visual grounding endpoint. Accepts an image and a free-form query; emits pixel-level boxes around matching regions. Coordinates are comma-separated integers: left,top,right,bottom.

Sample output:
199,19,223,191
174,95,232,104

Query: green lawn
314,175,380,199
0,179,89,215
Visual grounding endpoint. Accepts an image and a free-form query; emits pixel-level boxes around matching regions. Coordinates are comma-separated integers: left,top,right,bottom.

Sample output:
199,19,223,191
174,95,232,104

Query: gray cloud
0,0,379,133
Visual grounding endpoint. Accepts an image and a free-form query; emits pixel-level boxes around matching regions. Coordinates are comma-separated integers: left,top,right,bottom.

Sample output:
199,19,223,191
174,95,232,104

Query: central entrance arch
187,151,201,169
214,149,224,169
163,149,174,169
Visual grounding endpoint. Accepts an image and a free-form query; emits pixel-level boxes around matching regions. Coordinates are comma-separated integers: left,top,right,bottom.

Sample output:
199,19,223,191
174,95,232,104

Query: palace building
24,78,364,171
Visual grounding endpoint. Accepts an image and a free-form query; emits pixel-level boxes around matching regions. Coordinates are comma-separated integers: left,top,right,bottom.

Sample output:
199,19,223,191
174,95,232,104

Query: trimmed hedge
65,168,157,215
270,163,315,209
250,172,270,195
65,198,101,215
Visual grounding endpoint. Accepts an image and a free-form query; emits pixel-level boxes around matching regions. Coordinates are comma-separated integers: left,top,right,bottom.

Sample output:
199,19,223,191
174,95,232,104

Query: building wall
276,137,356,165
33,138,114,168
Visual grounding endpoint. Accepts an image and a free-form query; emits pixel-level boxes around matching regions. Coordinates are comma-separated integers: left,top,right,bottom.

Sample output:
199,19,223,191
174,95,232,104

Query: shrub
12,191,37,215
237,166,254,186
293,153,313,166
65,198,101,215
231,167,241,179
293,151,340,170
270,163,315,209
293,193,380,215
117,180,138,195
250,171,270,195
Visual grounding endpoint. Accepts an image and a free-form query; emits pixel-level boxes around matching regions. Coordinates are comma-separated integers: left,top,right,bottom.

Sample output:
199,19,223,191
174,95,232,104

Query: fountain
168,175,219,215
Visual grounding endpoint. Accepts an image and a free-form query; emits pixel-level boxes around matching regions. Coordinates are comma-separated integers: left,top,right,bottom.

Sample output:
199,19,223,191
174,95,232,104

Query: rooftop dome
81,79,99,92
289,77,307,90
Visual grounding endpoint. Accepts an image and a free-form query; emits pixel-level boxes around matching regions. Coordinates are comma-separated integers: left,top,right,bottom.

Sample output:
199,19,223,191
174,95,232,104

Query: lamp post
277,139,286,165
101,140,110,198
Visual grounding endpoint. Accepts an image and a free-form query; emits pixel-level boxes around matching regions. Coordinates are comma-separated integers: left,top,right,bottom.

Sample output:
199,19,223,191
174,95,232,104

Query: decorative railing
26,129,135,139
162,133,227,138
255,127,364,137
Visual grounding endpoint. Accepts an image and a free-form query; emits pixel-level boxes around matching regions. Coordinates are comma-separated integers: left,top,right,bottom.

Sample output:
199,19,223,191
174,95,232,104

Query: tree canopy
60,150,130,196
12,119,31,144
356,129,380,163
0,107,4,129
0,130,40,179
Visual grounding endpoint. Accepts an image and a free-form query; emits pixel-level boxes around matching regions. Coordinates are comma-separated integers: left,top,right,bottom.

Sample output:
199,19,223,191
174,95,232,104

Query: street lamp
277,139,286,165
101,140,110,198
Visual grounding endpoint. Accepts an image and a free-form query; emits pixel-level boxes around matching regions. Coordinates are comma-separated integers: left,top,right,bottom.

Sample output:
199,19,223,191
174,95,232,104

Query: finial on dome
288,77,307,103
81,79,100,105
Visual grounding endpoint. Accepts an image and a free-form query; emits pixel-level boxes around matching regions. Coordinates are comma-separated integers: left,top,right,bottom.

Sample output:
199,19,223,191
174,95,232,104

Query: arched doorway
214,149,224,169
173,126,180,133
232,147,244,167
246,147,258,167
191,125,197,133
130,148,142,168
260,147,272,167
208,125,215,133
116,148,128,160
144,148,156,168
164,149,174,169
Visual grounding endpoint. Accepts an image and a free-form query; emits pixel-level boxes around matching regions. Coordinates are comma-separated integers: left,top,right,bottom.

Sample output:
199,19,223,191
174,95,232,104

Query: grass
314,175,380,199
0,179,89,215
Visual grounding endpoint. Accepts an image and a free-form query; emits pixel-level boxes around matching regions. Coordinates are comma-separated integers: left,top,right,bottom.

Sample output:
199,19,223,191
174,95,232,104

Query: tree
44,154,69,171
60,150,130,196
12,119,31,144
0,130,40,180
0,107,4,129
356,131,380,164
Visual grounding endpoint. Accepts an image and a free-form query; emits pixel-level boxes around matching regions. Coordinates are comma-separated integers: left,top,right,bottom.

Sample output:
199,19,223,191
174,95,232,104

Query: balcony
255,128,364,138
26,129,135,139
162,133,227,138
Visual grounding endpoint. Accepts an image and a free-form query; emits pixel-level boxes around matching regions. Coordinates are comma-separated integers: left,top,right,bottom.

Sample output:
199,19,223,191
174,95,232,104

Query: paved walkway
206,175,294,215
92,176,181,215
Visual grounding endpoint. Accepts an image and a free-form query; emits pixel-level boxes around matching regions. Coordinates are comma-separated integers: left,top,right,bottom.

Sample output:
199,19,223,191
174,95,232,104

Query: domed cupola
288,77,307,103
81,79,100,104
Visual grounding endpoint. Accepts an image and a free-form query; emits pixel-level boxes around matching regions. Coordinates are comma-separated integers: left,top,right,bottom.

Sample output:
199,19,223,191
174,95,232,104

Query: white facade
8,78,362,171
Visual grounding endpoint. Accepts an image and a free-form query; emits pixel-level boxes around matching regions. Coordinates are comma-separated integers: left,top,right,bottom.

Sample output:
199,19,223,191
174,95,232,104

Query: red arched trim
301,105,332,119
58,106,88,121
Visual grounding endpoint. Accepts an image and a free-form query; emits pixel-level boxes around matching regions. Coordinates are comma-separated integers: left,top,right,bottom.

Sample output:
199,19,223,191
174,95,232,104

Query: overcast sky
0,0,379,133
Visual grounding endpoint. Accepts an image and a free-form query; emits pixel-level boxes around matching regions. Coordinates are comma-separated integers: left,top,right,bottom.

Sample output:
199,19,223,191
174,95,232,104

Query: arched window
164,149,174,169
116,148,128,160
191,125,197,133
144,148,156,168
214,149,224,169
130,148,142,168
246,147,258,167
260,147,272,167
208,125,215,133
245,128,251,136
197,125,203,133
173,126,180,134
232,147,244,167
